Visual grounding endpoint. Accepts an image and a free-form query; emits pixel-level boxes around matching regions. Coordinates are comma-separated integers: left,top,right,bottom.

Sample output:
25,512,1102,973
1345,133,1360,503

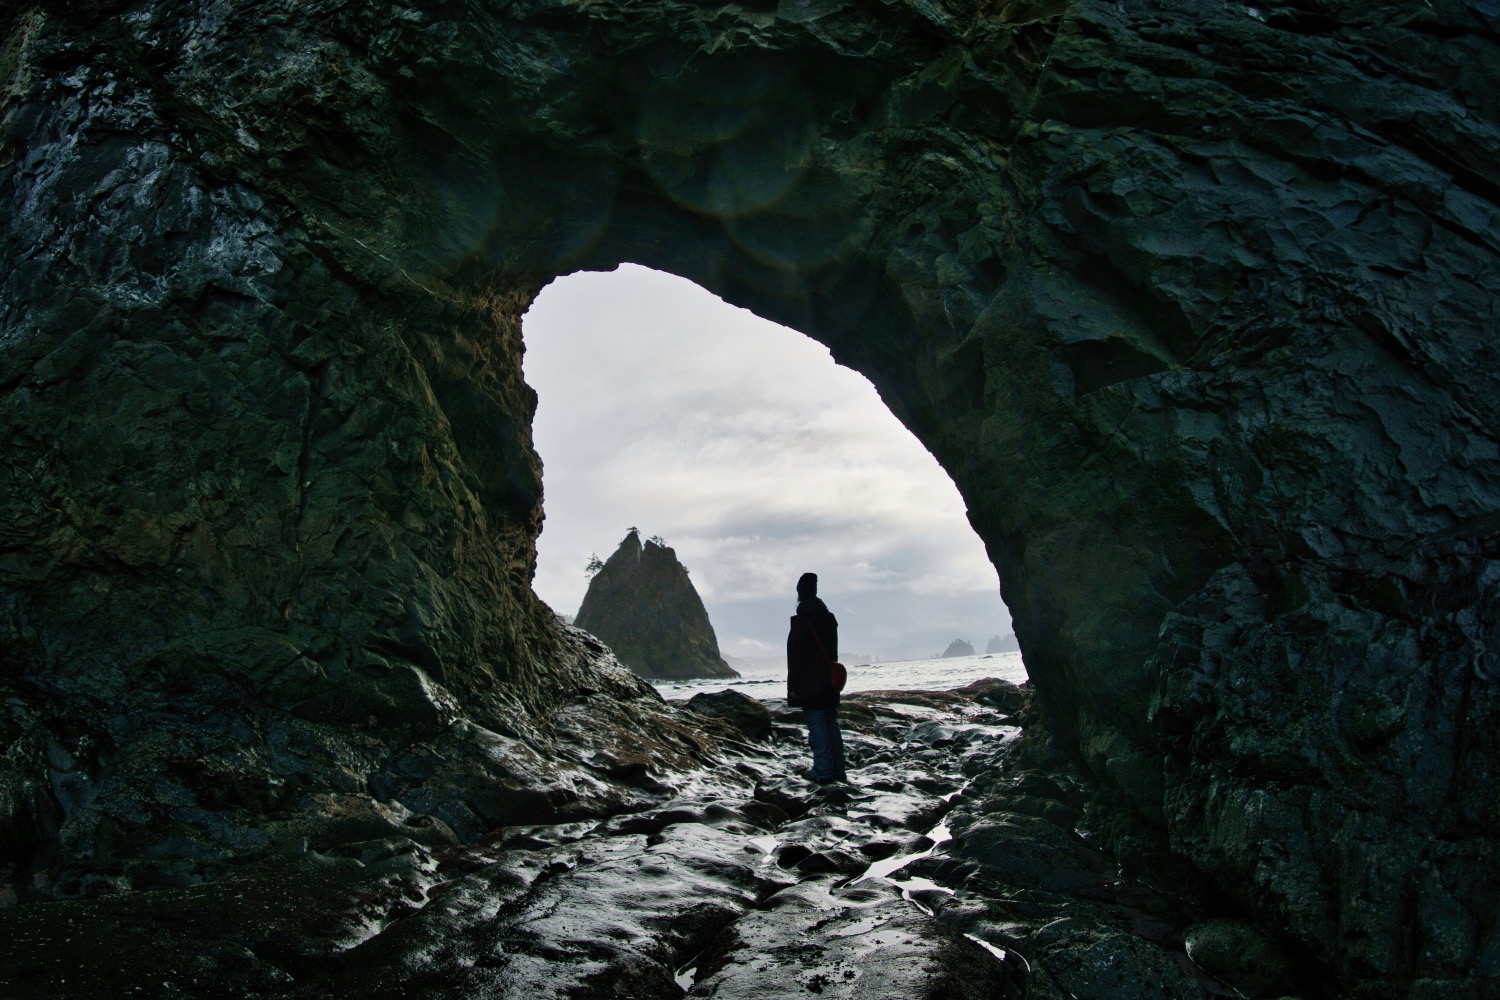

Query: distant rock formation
940,639,976,658
575,531,738,680
986,635,1019,655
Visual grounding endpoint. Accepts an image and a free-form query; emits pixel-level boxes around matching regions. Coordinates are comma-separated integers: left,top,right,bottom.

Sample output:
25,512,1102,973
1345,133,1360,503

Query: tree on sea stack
574,529,739,680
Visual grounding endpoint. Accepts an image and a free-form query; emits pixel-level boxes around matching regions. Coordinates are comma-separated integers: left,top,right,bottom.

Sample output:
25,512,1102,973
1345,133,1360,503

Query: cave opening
519,263,1016,674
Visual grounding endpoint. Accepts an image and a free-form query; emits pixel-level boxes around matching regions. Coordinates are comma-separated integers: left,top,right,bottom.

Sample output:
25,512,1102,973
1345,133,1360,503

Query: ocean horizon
650,650,1029,700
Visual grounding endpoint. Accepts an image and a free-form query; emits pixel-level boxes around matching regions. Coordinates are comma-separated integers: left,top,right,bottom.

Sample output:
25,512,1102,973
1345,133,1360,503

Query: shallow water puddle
847,811,955,887
674,963,697,991
964,932,1007,962
965,932,1031,976
886,874,954,914
748,835,779,863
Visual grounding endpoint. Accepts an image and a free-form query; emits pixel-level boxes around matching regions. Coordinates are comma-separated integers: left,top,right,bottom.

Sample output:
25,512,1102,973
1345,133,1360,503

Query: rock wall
575,530,737,680
2,1,1498,993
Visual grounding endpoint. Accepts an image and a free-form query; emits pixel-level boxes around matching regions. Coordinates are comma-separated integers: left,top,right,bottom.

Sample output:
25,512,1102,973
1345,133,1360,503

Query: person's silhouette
786,572,845,783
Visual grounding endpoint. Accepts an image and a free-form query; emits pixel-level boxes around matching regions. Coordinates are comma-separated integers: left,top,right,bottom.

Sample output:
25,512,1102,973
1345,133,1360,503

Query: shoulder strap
803,614,835,668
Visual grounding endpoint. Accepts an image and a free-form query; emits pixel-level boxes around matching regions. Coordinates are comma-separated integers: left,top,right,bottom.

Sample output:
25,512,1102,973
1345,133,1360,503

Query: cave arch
2,0,1498,990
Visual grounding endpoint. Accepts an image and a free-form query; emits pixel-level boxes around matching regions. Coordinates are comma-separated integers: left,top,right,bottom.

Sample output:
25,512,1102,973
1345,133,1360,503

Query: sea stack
575,530,738,680
941,639,976,658
986,635,1019,654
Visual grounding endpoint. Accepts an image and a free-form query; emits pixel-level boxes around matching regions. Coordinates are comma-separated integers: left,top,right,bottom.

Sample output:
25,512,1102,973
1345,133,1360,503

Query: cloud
522,265,1012,660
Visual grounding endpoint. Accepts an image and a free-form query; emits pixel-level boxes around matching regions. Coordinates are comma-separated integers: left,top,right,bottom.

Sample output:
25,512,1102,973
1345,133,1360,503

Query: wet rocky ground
0,680,1318,998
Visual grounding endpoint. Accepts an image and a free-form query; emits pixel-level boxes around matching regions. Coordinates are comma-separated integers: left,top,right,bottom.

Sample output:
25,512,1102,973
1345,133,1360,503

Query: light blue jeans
805,707,846,782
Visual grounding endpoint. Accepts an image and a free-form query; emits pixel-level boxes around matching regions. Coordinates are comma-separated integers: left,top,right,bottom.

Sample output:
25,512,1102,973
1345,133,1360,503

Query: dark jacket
787,597,839,710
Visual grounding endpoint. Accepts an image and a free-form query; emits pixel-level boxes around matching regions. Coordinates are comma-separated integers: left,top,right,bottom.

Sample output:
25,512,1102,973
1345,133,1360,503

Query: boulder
685,689,775,743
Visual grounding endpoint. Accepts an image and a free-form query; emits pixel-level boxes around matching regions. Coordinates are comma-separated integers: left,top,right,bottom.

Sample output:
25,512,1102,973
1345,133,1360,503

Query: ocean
650,651,1029,700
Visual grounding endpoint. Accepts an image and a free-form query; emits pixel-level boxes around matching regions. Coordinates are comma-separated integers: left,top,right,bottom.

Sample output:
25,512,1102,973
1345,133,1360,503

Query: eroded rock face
2,1,1498,993
575,529,737,680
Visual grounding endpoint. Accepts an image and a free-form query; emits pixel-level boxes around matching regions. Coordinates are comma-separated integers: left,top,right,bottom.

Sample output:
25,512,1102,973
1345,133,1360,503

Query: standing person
786,572,846,783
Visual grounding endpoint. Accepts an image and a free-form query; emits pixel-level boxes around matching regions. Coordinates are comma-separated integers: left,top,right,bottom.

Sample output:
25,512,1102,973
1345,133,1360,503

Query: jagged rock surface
575,530,737,680
1,2,1498,995
0,683,1279,1000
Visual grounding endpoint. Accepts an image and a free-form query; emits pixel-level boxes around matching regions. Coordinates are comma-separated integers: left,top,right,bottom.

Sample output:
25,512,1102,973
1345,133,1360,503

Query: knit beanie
796,572,818,599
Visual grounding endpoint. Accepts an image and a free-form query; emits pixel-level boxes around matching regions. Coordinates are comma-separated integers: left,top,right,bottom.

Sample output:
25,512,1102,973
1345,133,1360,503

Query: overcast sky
521,264,1013,662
